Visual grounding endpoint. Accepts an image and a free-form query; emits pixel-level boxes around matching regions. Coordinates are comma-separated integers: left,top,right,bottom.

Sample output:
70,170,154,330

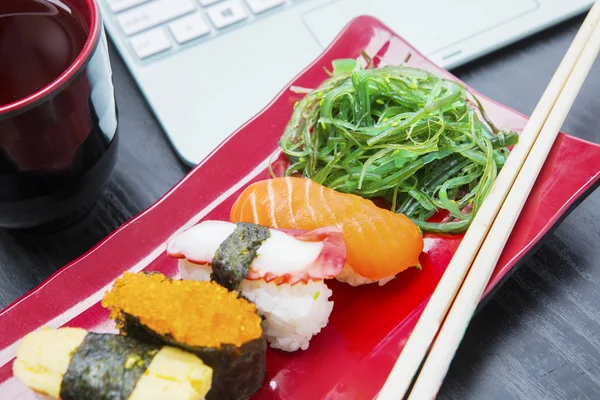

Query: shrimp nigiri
230,177,424,286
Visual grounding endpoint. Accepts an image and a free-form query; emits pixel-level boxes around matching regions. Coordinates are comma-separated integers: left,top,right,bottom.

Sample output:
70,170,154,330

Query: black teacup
0,0,118,229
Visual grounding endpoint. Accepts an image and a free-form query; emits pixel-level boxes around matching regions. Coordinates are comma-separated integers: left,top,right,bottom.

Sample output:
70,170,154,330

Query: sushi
166,220,346,352
101,272,266,400
230,177,424,286
13,327,213,399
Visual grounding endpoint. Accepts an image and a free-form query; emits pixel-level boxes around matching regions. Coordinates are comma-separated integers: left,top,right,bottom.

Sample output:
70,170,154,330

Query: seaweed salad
277,54,519,233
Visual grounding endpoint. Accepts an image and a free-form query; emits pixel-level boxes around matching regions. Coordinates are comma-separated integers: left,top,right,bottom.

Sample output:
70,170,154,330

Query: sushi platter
2,16,600,400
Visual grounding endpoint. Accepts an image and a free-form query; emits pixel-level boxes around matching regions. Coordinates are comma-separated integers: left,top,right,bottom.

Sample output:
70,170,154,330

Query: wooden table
2,14,599,400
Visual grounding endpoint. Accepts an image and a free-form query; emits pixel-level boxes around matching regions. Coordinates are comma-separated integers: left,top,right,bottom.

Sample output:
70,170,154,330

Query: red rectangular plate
2,16,600,400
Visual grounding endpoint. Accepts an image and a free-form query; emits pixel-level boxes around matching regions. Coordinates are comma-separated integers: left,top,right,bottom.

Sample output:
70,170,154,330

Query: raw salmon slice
230,177,424,284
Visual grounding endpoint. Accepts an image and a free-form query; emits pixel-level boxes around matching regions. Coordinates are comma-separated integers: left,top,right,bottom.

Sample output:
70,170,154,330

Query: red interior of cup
0,0,100,116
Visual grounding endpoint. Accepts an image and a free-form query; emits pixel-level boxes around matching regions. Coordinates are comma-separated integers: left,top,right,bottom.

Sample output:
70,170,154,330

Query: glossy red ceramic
1,16,600,400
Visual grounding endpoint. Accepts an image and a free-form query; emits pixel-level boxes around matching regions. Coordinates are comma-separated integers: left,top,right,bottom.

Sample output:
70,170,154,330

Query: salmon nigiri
230,177,424,286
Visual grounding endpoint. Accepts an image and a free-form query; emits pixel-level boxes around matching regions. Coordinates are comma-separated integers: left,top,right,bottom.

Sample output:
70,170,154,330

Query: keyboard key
245,0,284,14
117,0,196,36
130,28,171,58
206,1,247,29
169,14,210,44
198,0,222,5
107,0,149,13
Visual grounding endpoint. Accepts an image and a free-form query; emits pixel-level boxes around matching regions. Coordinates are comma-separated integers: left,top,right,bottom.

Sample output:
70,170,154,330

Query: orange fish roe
101,272,262,349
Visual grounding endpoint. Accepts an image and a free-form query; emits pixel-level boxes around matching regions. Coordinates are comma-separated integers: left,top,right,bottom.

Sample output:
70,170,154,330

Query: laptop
98,0,594,167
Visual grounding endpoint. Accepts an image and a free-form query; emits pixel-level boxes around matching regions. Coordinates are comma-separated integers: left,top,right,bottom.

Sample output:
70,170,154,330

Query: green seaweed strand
278,59,518,234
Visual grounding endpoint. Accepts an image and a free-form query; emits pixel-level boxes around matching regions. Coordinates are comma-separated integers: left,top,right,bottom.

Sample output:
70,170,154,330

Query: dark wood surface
2,14,600,400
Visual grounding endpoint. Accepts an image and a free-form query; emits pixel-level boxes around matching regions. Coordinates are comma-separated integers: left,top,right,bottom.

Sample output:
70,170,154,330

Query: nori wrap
60,333,160,400
101,272,267,400
211,222,270,291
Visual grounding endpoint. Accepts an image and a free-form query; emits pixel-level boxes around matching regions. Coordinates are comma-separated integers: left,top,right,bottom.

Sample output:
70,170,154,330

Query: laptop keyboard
106,0,295,60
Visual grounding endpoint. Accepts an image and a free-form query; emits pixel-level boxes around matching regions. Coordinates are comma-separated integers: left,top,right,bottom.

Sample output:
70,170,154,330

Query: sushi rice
335,264,396,287
180,260,333,352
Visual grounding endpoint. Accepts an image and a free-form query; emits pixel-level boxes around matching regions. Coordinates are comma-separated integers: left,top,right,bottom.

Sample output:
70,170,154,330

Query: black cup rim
0,0,102,119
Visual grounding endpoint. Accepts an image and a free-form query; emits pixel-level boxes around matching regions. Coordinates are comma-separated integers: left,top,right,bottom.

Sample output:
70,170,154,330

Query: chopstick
377,2,600,399
407,10,600,400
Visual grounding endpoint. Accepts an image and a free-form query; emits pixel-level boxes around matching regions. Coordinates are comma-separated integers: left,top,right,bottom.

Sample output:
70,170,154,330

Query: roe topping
101,272,262,348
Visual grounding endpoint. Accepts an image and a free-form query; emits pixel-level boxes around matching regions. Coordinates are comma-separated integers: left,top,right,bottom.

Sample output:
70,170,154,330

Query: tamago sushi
13,327,213,399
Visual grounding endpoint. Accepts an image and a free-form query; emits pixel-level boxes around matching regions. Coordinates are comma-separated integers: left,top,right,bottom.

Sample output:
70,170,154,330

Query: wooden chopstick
406,11,600,400
377,2,600,399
